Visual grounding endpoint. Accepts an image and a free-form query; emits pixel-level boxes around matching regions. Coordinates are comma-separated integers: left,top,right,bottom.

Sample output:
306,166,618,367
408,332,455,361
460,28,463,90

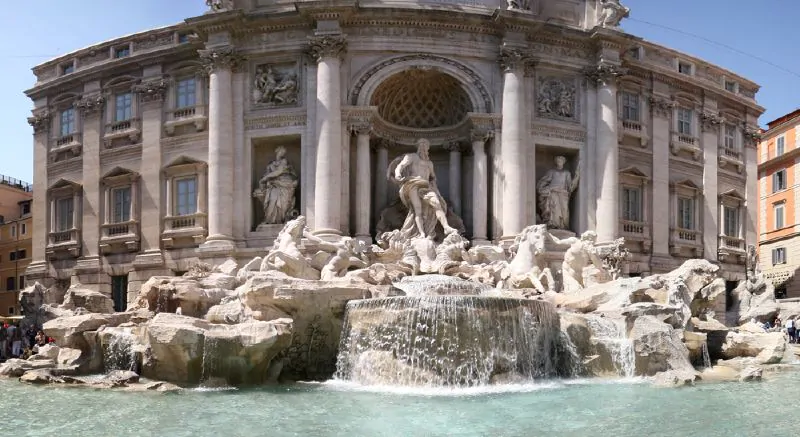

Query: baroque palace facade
25,0,763,304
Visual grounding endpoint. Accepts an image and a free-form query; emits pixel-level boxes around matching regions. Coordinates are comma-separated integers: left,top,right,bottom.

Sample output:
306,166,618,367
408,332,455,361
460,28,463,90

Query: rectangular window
775,203,786,229
678,62,692,75
677,108,693,135
175,177,198,216
773,169,787,192
773,247,787,265
9,252,16,262
60,107,76,137
21,203,30,215
114,46,130,58
677,196,694,230
777,136,786,156
114,93,133,122
17,250,26,260
723,206,739,237
621,92,639,122
6,277,14,291
61,64,74,75
628,47,641,60
621,187,642,222
111,186,132,223
178,33,190,44
176,78,197,109
724,124,736,149
10,225,15,238
725,81,736,92
18,276,25,290
20,223,26,235
56,197,74,232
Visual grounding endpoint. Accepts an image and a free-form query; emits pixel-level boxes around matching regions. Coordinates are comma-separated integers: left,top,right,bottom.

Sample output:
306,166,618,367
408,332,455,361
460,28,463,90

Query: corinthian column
587,63,624,243
199,46,240,248
445,141,463,216
471,129,491,244
498,46,527,239
352,122,372,242
308,35,347,236
373,140,389,220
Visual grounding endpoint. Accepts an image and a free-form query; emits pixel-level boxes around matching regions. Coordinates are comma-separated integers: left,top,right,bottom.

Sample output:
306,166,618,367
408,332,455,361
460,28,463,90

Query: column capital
132,77,169,103
199,46,244,73
742,123,762,148
307,35,347,63
27,110,51,134
349,121,372,136
470,128,493,144
371,138,391,151
498,45,528,72
700,111,724,132
647,95,675,118
76,94,106,116
585,62,626,85
444,140,466,153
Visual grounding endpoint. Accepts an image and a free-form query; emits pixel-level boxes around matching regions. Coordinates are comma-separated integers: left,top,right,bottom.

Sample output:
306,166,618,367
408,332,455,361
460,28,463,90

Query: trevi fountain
7,0,790,436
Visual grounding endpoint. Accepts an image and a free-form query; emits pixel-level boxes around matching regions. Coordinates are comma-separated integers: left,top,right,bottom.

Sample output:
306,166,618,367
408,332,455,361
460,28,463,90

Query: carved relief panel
536,75,579,122
251,61,301,109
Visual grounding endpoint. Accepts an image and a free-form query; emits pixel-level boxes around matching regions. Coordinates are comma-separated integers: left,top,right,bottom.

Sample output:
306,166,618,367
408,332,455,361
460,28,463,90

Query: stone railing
100,221,139,253
618,119,648,147
671,228,700,243
164,105,207,135
718,147,744,173
620,219,648,236
162,212,207,248
51,132,83,150
718,235,745,251
670,132,701,159
104,118,141,143
46,228,81,258
101,220,138,238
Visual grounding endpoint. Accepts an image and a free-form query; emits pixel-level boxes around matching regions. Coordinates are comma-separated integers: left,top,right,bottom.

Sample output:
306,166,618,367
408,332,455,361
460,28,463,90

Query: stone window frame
619,167,650,224
772,168,787,193
776,134,786,156
46,179,82,257
718,190,745,239
111,43,132,59
676,59,694,76
774,201,786,230
100,168,140,253
102,75,141,142
59,60,76,76
723,78,738,93
49,93,82,151
162,158,208,238
626,46,643,61
671,180,702,232
772,247,787,265
164,62,208,135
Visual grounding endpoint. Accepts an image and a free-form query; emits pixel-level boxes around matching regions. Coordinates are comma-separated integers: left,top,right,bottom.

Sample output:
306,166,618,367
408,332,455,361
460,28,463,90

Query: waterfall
393,275,493,297
701,342,712,369
335,295,569,387
584,316,635,378
103,329,137,372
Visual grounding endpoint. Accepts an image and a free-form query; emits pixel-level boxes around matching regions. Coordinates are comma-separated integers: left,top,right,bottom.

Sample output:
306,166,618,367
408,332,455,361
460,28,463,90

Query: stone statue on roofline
599,0,630,28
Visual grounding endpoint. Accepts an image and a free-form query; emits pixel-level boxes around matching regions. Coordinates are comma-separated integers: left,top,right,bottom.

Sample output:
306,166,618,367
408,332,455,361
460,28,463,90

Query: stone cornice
306,35,347,62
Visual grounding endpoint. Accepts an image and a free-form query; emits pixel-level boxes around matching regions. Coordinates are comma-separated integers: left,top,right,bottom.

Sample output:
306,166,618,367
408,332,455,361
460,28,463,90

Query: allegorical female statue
253,146,298,225
536,155,579,230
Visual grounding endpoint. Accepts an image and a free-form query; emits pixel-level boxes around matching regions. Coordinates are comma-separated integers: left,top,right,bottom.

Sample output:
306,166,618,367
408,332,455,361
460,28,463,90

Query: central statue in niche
537,155,579,230
389,138,458,240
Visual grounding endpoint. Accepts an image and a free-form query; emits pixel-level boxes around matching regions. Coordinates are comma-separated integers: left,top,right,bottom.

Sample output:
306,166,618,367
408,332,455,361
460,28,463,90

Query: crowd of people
0,323,53,361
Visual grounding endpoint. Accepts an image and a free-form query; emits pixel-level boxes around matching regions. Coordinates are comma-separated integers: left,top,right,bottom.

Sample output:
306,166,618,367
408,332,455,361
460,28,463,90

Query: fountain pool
2,372,799,436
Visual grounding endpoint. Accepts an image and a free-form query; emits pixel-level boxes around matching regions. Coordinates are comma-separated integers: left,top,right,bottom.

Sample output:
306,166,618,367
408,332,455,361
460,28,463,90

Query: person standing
787,318,795,344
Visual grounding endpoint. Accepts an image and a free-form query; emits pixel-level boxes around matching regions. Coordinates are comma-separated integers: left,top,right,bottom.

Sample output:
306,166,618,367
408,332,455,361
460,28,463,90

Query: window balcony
717,235,746,264
669,227,703,257
162,212,207,248
99,220,140,254
618,119,648,147
164,105,207,136
619,219,651,253
718,147,744,173
104,118,141,143
45,229,81,258
670,132,701,159
49,133,83,163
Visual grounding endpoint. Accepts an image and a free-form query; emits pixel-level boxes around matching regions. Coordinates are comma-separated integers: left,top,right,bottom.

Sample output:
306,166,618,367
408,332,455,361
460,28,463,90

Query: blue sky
1,0,797,184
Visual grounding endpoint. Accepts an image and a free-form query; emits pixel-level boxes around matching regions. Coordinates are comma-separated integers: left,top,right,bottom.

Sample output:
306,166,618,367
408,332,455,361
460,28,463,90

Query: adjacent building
758,109,800,298
0,176,33,316
25,0,764,308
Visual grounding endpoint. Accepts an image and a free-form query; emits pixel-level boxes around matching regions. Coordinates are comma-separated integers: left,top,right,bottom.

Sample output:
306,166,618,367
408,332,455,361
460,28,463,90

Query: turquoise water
1,373,796,437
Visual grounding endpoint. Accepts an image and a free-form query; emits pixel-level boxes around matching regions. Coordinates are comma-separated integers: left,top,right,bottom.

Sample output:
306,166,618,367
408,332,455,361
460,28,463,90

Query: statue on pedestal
537,156,579,230
389,138,458,240
253,146,298,225
501,224,555,293
599,0,630,28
